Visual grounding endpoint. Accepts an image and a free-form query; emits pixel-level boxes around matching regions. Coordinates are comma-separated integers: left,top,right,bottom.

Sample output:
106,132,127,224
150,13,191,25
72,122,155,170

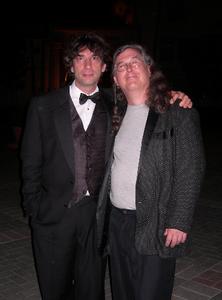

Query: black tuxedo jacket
21,86,113,225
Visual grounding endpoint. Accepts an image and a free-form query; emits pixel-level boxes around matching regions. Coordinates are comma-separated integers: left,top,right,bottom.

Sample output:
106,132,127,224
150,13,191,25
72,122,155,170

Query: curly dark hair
63,32,111,80
112,44,171,113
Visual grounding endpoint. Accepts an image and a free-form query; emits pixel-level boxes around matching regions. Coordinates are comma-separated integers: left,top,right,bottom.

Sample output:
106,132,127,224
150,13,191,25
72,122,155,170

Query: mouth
83,72,94,76
82,73,95,81
126,75,137,81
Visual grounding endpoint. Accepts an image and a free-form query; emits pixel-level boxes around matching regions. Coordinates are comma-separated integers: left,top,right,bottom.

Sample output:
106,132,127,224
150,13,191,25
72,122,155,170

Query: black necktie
79,92,100,105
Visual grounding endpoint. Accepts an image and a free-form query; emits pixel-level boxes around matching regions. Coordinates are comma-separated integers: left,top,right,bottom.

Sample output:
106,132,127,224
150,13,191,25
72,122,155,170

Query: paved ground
0,109,222,300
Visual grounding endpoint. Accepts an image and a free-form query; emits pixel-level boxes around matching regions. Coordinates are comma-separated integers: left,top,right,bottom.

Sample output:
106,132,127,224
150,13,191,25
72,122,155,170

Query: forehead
77,47,95,56
115,48,141,62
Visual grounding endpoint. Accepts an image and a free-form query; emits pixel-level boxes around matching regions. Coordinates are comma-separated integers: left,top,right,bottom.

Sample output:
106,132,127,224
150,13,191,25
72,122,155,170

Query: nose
126,62,133,71
84,58,93,68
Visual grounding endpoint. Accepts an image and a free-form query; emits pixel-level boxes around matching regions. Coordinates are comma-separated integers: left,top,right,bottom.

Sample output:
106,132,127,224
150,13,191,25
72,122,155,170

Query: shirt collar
69,81,99,106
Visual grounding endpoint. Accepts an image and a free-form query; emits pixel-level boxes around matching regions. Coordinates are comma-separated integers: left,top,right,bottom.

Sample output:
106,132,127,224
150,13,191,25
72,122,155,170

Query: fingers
164,228,187,248
169,90,193,108
178,95,193,108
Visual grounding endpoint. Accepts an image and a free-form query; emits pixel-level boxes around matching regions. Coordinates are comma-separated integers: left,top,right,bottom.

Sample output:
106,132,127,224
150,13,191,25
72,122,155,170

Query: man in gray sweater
97,44,205,300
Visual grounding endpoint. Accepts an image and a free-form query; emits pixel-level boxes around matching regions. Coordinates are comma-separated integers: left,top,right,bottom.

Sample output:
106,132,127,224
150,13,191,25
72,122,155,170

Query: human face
72,48,106,93
113,48,151,103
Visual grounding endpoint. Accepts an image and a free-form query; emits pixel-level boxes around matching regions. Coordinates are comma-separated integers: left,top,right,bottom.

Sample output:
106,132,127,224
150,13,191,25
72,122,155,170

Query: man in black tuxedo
20,33,192,300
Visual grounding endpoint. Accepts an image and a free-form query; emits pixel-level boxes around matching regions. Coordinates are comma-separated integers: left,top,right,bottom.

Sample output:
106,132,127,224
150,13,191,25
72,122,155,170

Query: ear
147,66,151,77
113,76,118,86
71,66,74,73
101,64,107,73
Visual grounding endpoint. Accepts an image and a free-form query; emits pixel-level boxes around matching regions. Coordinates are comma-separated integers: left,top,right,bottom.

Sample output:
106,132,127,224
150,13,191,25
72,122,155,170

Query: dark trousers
31,198,106,300
109,206,176,300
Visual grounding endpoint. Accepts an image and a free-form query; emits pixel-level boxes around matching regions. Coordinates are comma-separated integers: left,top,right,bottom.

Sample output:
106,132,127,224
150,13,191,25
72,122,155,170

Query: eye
92,55,100,62
131,60,141,68
117,63,126,71
75,55,84,62
131,61,138,67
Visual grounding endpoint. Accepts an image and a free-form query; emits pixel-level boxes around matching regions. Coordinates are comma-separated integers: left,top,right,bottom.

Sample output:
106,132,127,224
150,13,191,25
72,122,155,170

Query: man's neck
125,89,148,105
74,81,98,95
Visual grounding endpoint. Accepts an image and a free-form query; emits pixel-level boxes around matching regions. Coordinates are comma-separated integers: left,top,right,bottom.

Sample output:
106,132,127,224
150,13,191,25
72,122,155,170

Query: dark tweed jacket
96,103,206,258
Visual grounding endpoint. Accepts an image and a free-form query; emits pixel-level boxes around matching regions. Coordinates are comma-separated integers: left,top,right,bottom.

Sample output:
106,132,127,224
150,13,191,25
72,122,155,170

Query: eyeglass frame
114,56,145,72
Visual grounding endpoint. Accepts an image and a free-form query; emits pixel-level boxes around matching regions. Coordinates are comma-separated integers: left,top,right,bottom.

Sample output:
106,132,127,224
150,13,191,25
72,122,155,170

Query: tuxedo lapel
142,108,159,147
138,108,159,172
93,91,113,164
54,95,75,176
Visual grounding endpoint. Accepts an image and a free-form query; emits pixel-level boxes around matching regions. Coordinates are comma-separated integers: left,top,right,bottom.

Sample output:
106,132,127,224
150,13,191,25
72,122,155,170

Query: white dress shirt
69,81,99,131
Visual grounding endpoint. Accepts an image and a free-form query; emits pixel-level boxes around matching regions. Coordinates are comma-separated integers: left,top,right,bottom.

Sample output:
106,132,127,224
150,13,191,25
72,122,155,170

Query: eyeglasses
115,58,144,72
74,55,102,64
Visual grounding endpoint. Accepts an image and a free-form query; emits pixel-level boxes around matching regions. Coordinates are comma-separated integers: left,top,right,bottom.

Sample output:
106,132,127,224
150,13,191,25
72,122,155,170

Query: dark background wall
0,0,221,146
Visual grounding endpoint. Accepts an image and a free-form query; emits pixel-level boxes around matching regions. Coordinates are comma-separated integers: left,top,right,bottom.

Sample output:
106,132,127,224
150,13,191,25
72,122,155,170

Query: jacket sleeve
166,107,206,232
20,98,43,217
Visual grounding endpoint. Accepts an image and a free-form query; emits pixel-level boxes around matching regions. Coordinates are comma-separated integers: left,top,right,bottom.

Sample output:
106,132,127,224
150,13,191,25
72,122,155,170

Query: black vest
69,99,108,204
